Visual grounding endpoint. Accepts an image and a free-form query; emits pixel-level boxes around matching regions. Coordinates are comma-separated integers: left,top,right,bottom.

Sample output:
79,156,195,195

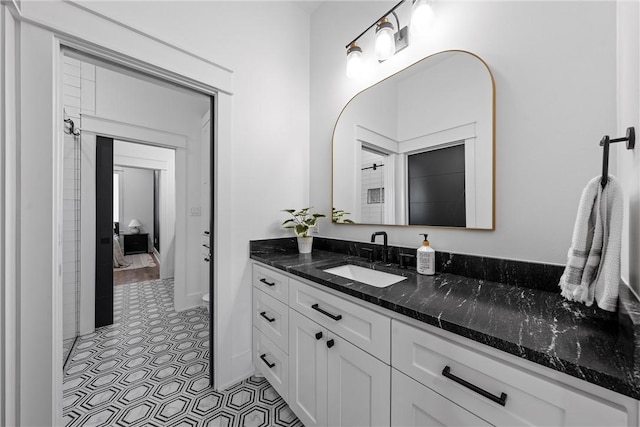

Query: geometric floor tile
63,278,303,427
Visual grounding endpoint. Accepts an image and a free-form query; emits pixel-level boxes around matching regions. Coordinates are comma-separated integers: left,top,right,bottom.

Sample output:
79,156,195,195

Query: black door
95,136,114,327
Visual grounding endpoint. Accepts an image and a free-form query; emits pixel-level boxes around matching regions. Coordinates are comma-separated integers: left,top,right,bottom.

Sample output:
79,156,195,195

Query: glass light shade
375,21,396,61
346,45,363,79
410,0,435,39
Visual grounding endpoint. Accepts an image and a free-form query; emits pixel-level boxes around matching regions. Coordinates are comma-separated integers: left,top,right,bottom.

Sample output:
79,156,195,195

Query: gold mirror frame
331,50,496,230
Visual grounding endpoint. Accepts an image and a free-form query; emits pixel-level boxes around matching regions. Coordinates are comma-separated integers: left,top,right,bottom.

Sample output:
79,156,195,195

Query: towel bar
599,126,635,188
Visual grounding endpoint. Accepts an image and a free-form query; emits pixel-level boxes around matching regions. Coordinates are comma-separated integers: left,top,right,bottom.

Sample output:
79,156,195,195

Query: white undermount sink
323,264,407,288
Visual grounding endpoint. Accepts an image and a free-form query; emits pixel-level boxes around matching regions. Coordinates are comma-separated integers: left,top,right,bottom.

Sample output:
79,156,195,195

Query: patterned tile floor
63,278,303,426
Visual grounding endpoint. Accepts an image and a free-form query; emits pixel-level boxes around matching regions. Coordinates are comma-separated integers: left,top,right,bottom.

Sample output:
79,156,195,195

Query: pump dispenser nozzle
420,234,430,246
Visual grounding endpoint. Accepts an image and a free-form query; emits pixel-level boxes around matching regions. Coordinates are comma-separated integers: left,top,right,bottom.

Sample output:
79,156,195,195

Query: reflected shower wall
62,54,97,365
360,149,386,224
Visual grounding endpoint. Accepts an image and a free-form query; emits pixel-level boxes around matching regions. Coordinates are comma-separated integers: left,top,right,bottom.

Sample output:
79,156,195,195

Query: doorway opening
112,143,173,286
59,48,216,413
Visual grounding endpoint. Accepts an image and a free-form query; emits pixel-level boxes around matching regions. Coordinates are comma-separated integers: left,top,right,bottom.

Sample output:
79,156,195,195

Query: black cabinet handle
260,353,275,369
327,339,335,348
315,332,323,340
260,311,275,323
259,278,275,287
204,258,210,262
204,231,210,235
311,304,342,321
442,366,507,406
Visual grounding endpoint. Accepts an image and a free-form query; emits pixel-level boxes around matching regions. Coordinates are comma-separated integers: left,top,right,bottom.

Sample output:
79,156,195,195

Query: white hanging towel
558,175,623,312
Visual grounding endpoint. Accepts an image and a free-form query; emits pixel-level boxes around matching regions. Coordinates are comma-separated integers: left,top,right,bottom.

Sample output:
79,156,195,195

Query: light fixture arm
345,0,406,49
390,11,402,41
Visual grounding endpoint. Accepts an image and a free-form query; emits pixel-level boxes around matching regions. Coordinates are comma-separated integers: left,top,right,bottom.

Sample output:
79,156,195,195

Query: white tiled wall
62,55,96,340
360,150,385,224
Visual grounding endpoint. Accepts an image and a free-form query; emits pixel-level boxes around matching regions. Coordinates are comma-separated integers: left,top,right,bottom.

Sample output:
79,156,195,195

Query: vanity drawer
392,320,628,427
253,263,289,304
253,288,289,353
289,278,390,364
254,326,288,400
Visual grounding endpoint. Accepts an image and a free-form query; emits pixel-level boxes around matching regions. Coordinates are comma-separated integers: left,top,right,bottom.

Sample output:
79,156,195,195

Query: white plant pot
297,236,313,254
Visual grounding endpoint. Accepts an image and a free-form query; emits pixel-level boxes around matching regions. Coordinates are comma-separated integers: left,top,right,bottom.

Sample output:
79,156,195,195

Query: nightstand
123,233,149,255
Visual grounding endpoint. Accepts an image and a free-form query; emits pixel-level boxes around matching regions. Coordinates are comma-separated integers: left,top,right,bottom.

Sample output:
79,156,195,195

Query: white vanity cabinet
392,319,634,427
252,262,391,427
288,309,390,427
252,261,640,427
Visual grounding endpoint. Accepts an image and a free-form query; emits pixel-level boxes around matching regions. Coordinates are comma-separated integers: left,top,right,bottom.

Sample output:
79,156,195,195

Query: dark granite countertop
250,238,640,400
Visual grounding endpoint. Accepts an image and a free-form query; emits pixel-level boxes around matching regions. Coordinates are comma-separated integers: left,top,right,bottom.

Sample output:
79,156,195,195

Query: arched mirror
332,50,495,229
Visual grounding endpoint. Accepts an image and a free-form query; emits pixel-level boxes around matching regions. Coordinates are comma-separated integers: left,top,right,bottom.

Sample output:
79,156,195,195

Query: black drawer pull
311,304,342,321
259,278,276,287
260,353,275,369
260,311,275,323
327,339,335,348
204,257,210,262
442,366,507,406
315,332,323,340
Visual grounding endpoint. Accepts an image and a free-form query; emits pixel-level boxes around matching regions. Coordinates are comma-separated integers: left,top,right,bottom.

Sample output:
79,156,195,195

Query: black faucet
371,231,388,263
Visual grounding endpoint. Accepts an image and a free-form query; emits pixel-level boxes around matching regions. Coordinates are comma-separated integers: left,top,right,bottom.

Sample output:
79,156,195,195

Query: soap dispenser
416,233,435,275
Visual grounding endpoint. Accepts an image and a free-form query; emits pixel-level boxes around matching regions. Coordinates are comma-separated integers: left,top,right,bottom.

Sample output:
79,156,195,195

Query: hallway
62,278,302,426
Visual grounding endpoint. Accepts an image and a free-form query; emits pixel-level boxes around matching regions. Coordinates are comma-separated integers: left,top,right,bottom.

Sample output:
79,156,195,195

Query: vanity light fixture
410,0,435,39
345,0,432,78
375,17,398,61
346,42,363,79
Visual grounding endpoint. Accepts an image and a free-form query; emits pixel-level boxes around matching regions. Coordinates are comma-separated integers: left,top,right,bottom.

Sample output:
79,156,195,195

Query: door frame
11,5,233,421
55,41,221,392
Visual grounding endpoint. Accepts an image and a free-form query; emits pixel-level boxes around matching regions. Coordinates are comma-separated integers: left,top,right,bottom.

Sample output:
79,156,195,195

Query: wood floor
113,253,160,285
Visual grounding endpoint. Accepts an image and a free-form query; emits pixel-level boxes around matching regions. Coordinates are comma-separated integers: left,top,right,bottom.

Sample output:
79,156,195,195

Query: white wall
616,0,640,296
311,1,617,265
120,167,154,244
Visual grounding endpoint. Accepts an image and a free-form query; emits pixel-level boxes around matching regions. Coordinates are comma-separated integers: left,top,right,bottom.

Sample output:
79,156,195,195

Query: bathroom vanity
250,238,640,427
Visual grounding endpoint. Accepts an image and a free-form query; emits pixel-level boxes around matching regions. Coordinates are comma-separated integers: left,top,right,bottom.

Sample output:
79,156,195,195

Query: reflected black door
408,144,466,227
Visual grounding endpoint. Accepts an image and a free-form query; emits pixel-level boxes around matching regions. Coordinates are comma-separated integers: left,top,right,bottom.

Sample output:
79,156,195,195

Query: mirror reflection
332,50,494,229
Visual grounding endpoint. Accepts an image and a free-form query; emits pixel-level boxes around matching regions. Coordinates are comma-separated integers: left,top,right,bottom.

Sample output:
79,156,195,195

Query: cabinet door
327,333,391,427
288,310,327,427
392,369,490,427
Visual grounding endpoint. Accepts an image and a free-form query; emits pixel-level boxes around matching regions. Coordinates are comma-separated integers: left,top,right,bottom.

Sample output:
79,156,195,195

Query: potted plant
332,208,355,224
282,207,325,254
